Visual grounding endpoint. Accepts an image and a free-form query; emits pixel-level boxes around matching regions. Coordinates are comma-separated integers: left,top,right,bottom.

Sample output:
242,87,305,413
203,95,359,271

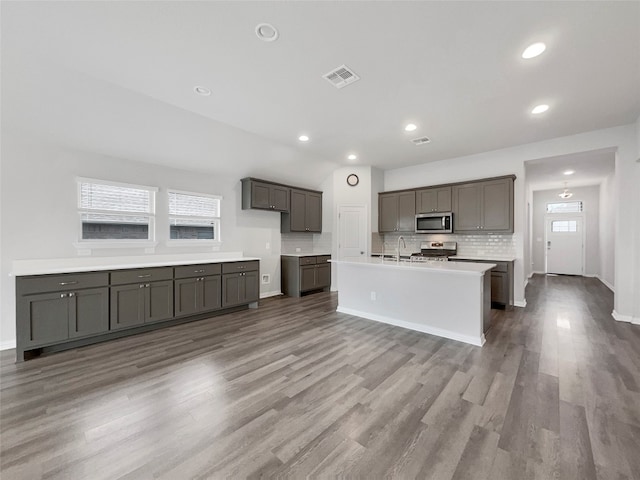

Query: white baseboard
514,300,527,308
336,306,485,347
260,290,282,299
597,276,614,292
0,340,16,351
612,310,640,325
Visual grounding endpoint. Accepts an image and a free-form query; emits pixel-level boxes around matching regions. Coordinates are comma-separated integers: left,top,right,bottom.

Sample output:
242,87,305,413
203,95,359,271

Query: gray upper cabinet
281,188,322,233
379,191,416,233
241,178,289,212
415,187,452,213
452,177,514,233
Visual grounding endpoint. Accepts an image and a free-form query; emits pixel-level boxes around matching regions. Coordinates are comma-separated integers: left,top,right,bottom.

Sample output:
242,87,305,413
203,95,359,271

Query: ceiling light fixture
194,86,211,96
404,123,417,132
298,135,309,142
255,23,279,42
559,182,573,199
531,104,549,114
522,42,546,59
347,154,357,161
563,170,575,175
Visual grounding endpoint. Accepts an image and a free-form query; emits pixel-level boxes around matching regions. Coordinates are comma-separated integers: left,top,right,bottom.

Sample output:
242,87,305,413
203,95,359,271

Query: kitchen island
331,258,495,346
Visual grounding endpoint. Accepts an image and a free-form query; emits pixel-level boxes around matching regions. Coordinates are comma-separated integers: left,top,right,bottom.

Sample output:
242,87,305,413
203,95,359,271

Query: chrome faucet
397,236,406,263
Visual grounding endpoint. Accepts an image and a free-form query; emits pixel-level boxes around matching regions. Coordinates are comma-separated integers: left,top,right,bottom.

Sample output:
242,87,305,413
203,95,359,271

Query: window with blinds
168,190,221,241
78,179,156,241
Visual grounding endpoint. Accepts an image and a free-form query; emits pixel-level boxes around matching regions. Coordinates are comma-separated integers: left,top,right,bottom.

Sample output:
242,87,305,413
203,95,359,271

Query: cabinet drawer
174,264,222,279
299,256,317,266
316,255,331,264
18,272,109,295
222,261,259,274
111,267,173,285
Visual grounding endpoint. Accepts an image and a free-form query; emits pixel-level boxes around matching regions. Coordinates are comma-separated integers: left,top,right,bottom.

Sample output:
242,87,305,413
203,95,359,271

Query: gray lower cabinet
174,263,222,316
110,279,174,330
453,259,514,307
452,177,514,233
222,261,260,307
16,260,259,361
16,272,110,354
281,255,331,297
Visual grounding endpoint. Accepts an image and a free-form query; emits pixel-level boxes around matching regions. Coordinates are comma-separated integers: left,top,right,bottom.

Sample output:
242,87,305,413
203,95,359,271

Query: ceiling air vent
411,136,431,145
322,64,360,89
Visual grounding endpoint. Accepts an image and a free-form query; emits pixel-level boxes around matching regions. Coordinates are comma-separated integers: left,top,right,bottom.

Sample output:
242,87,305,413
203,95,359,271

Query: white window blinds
80,182,152,214
169,192,219,218
77,179,155,241
168,191,221,241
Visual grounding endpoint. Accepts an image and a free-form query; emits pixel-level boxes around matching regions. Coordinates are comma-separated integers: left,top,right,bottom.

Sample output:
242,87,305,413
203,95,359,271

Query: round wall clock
346,174,359,187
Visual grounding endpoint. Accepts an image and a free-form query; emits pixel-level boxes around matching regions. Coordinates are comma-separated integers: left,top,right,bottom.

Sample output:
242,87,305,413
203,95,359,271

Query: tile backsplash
376,232,516,258
281,232,332,254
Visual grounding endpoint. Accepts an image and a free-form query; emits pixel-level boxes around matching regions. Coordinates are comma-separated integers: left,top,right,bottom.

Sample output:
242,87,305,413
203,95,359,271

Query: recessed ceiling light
193,86,211,96
255,23,279,42
347,154,357,161
404,123,417,132
564,170,575,175
531,104,549,114
522,42,546,59
298,135,309,142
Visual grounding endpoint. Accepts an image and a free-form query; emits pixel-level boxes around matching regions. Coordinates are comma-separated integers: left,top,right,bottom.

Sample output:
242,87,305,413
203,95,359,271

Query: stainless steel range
410,241,457,262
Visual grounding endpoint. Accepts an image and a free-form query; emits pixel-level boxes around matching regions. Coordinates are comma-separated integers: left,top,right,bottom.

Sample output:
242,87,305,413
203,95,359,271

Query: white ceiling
2,1,639,182
525,148,616,191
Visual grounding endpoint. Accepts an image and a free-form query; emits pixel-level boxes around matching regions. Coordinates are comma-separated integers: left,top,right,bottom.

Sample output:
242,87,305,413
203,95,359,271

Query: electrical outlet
296,247,301,252
370,291,377,301
261,274,270,284
265,242,270,250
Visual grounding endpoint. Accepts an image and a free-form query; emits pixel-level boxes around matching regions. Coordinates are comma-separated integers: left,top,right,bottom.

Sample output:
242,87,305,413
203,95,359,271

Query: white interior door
545,216,584,275
338,205,368,260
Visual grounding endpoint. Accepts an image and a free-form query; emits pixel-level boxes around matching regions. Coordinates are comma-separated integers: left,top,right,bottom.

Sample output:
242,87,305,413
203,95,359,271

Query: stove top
410,241,457,262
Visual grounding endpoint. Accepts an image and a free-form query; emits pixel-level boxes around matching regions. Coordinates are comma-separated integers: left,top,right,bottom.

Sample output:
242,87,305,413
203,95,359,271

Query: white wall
598,173,616,289
0,133,304,348
384,124,639,319
531,186,600,275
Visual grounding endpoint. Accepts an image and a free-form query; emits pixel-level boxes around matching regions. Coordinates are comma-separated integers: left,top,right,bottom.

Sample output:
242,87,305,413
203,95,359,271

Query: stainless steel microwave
415,212,453,234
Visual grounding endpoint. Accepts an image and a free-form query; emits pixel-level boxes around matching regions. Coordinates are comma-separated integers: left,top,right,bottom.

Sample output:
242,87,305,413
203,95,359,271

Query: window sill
166,240,222,250
73,241,159,255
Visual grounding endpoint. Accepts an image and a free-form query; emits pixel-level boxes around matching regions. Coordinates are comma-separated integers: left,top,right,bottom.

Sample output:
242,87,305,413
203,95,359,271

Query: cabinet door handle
69,292,75,297
138,274,152,278
60,293,67,298
146,284,150,288
59,281,78,286
139,284,145,288
194,269,205,273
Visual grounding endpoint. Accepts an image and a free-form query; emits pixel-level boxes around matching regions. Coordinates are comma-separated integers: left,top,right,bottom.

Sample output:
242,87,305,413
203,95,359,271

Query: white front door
545,216,584,275
338,205,368,260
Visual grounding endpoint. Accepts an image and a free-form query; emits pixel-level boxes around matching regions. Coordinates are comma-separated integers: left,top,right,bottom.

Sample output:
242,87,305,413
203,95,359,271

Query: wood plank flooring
1,274,639,479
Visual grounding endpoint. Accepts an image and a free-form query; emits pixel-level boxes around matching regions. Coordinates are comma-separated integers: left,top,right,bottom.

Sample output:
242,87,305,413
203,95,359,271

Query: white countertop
11,252,260,276
450,255,516,262
330,257,495,275
281,253,331,257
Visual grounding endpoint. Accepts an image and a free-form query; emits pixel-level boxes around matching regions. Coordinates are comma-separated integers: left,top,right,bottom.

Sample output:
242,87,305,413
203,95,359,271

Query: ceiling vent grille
322,64,360,89
411,136,431,145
